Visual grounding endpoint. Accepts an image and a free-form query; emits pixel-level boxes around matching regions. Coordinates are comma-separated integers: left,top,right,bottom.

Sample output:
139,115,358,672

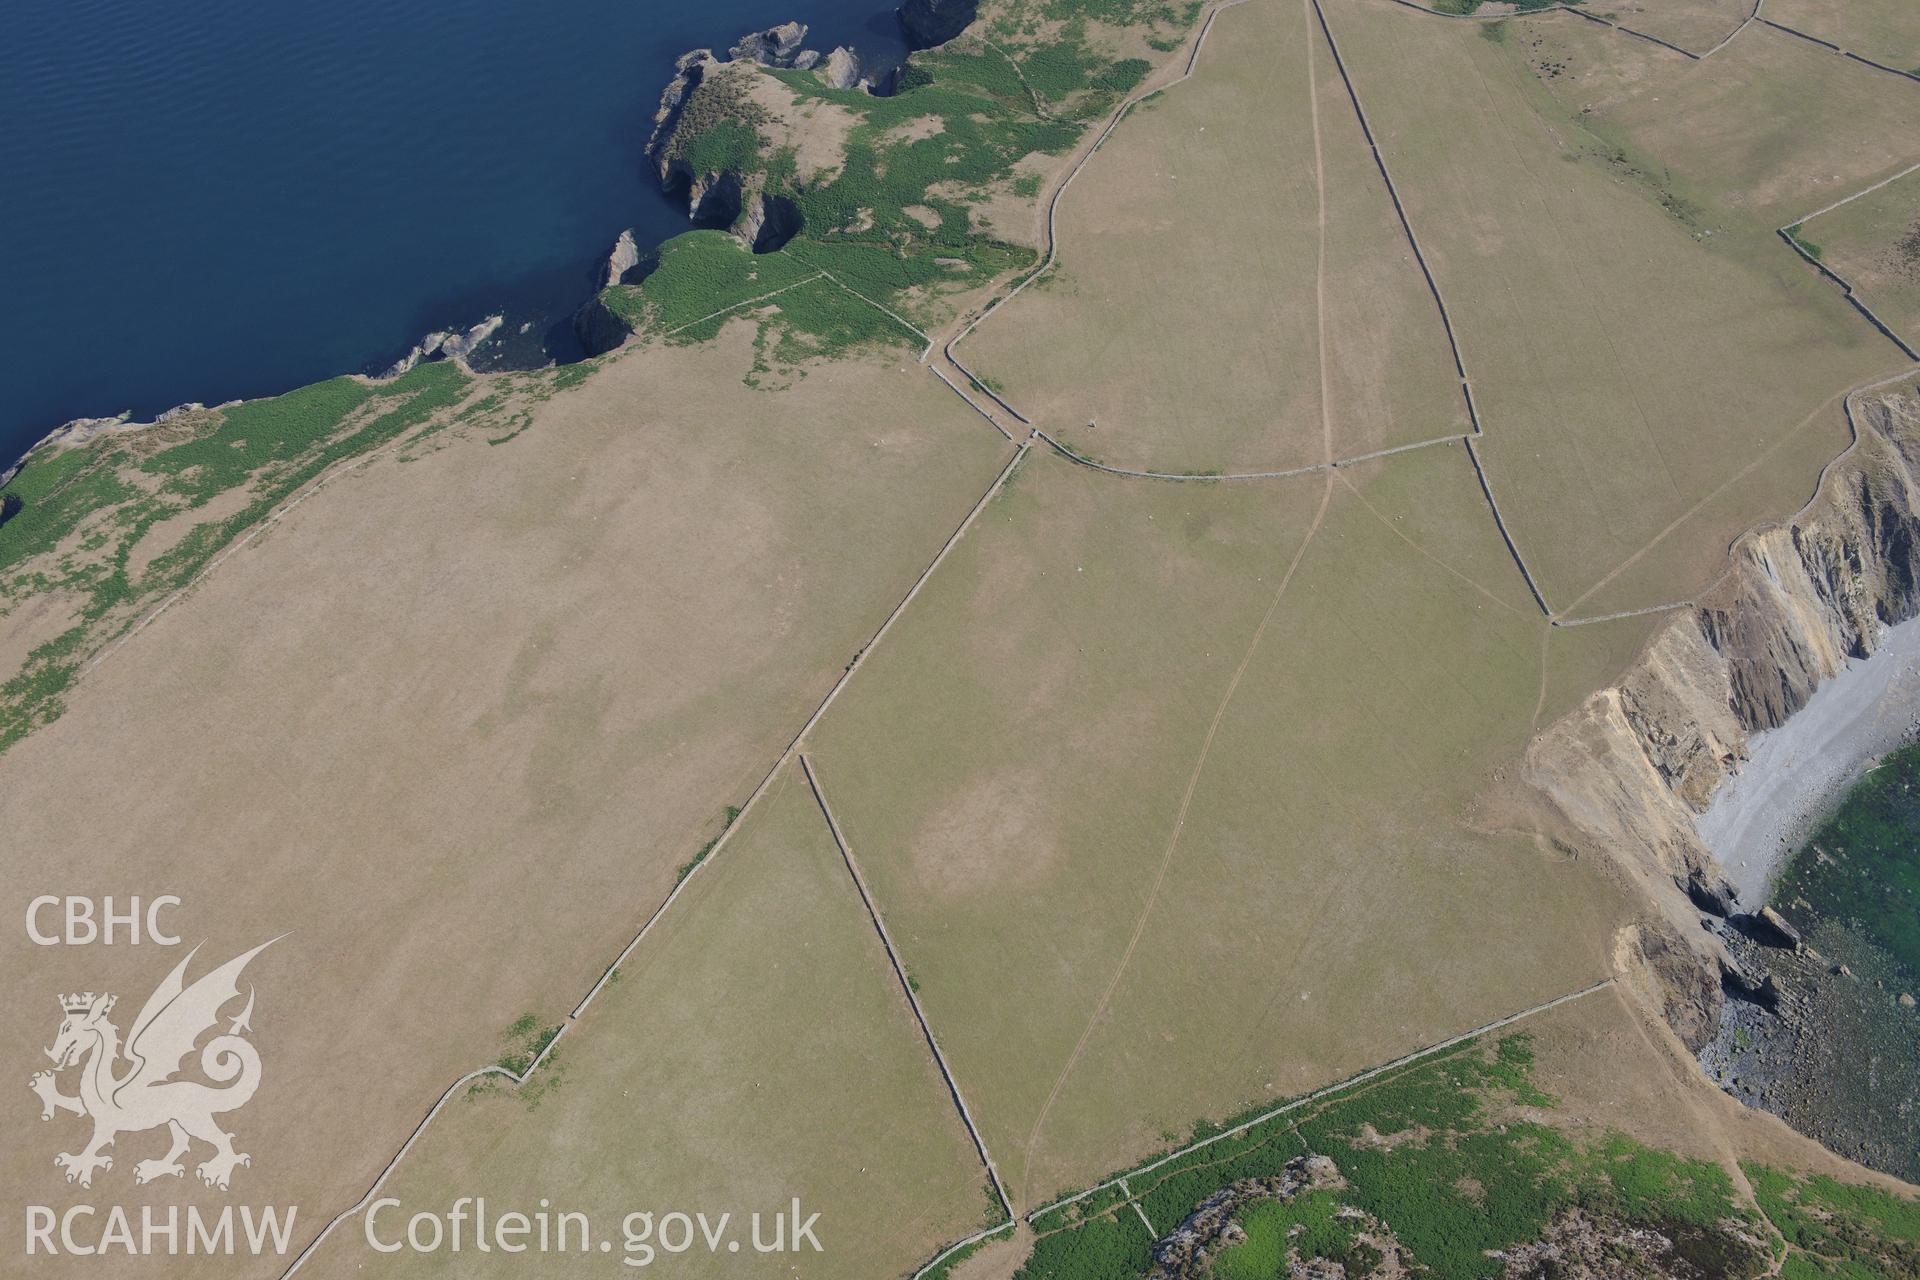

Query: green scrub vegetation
0,360,472,752
595,0,1210,361
1014,1035,1780,1279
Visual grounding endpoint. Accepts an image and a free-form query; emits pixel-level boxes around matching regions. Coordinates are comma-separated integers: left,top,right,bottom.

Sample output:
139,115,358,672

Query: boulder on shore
822,46,864,90
1756,906,1802,950
730,21,809,66
1683,867,1738,918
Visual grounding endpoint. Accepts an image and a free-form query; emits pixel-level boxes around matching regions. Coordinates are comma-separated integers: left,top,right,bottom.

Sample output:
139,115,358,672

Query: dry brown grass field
8,0,1920,1273
300,762,990,1280
1765,0,1920,67
0,328,1012,1272
1797,166,1920,352
1590,0,1753,53
1519,14,1920,227
1319,0,1906,611
959,0,1469,475
801,443,1630,1208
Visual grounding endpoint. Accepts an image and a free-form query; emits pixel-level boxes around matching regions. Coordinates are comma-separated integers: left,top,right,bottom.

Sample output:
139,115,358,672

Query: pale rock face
380,315,502,379
1526,384,1920,1047
603,229,640,288
823,46,864,91
729,21,810,67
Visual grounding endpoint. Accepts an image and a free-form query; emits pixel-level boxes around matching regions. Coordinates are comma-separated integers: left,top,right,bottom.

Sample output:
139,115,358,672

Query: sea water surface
0,0,904,466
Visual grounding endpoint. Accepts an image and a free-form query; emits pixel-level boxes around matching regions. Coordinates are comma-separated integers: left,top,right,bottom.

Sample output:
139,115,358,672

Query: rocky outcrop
381,315,502,379
645,33,846,253
602,229,640,288
898,0,978,49
574,292,636,357
1149,1155,1342,1279
1683,867,1737,917
1492,1207,1770,1279
740,193,803,253
729,21,808,66
817,45,896,93
1528,379,1920,1047
823,45,864,90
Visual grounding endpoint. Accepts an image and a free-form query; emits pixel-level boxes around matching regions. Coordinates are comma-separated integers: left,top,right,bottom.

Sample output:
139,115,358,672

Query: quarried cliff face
1527,377,1920,1046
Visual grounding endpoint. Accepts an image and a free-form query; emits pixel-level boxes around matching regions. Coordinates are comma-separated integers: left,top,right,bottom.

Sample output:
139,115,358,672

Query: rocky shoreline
1527,375,1920,1181
1696,614,1920,905
1702,909,1920,1181
575,0,982,355
1,313,506,482
10,2,955,478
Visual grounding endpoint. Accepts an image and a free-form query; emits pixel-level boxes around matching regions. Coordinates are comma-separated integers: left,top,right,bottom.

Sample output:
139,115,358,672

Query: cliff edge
1528,376,1920,1047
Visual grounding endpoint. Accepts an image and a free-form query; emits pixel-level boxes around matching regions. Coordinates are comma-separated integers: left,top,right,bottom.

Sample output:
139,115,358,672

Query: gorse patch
1747,1163,1920,1277
1012,1035,1772,1280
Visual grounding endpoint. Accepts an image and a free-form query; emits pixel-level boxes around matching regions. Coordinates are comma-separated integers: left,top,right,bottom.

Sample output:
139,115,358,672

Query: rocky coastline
4,312,506,481
1702,905,1920,1181
577,0,971,354
12,3,955,476
1526,374,1920,1177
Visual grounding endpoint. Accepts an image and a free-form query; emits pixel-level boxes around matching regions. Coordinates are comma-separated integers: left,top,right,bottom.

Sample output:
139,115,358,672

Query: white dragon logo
29,938,277,1191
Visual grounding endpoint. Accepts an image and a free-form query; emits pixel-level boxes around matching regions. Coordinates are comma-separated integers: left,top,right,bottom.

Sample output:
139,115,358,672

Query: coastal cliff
1527,376,1920,1047
576,0,1193,357
899,0,978,48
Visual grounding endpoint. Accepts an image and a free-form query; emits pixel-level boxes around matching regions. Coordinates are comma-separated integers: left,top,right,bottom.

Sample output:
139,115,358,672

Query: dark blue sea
0,0,905,465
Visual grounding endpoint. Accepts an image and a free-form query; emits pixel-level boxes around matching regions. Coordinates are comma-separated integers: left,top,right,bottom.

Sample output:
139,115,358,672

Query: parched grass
963,0,1472,474
0,361,472,752
804,443,1617,1206
1323,0,1900,608
1795,166,1920,352
1764,0,1920,68
676,803,743,885
0,332,1018,1256
335,765,991,1278
1522,11,1920,228
917,1222,1016,1280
